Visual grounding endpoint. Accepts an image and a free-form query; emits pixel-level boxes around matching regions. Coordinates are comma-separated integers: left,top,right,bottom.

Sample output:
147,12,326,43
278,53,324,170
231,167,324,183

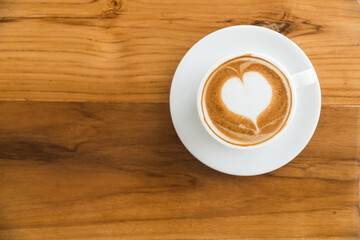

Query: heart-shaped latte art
221,72,272,132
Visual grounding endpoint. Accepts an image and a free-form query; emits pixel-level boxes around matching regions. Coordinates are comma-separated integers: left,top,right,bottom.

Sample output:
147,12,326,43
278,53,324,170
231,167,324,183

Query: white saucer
170,26,321,176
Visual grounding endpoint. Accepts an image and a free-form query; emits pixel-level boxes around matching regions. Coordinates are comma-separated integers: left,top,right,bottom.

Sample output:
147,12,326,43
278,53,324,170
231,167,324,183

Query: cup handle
291,68,318,89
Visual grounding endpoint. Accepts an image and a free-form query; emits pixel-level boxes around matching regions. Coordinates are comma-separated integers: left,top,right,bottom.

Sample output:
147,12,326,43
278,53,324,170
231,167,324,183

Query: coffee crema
201,55,292,146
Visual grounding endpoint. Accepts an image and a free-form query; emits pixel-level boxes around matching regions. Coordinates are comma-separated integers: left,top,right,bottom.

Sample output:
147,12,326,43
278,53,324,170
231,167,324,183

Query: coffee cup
197,52,317,150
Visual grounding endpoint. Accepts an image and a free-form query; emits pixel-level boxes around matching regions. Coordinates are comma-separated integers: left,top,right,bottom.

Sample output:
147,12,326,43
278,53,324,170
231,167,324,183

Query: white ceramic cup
197,52,317,150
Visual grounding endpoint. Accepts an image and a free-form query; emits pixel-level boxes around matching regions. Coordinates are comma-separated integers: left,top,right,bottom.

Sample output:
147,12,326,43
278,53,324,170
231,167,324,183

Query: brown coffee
201,55,292,146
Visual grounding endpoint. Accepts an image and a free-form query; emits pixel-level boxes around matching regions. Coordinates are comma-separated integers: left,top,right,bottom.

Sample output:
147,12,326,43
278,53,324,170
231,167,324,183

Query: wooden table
0,0,359,239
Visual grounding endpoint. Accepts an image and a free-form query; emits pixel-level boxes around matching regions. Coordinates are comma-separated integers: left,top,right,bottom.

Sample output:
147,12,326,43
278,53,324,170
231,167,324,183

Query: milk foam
202,55,292,146
221,72,272,131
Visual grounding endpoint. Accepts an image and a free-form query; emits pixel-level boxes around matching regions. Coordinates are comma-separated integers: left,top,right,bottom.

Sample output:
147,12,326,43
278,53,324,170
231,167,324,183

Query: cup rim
197,52,297,150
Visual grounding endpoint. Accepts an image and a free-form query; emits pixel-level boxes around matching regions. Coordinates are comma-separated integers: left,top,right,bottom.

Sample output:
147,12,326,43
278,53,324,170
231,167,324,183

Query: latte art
201,55,292,146
221,71,272,132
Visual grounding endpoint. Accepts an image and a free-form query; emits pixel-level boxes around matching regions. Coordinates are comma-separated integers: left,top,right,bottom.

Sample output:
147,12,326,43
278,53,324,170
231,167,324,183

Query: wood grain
0,102,359,239
0,0,359,104
0,0,359,239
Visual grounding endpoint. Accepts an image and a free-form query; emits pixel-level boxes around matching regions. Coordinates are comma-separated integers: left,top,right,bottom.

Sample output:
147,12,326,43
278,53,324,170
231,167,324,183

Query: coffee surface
201,55,292,146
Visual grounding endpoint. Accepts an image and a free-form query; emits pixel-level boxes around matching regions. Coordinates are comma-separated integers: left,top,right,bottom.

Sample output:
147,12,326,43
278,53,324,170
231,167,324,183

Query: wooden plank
0,0,116,18
0,0,359,104
0,102,358,239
